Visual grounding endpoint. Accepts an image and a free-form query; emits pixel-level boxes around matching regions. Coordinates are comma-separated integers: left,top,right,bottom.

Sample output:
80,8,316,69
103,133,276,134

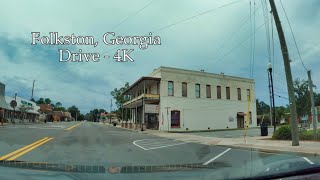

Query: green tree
293,78,312,117
67,105,80,119
44,98,52,104
55,102,62,108
315,93,320,107
87,108,106,122
110,82,130,118
78,114,85,121
53,101,65,111
110,82,130,109
275,106,288,120
36,98,45,104
256,99,270,115
53,106,66,112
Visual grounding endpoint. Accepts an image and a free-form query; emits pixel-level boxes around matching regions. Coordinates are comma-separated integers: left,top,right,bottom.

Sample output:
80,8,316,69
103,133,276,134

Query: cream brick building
122,66,257,131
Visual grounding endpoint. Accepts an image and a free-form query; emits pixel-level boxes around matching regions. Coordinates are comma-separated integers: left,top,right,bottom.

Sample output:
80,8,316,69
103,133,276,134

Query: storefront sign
145,104,159,113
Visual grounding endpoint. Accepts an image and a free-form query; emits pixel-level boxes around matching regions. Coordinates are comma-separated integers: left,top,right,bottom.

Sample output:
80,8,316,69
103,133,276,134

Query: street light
267,62,276,132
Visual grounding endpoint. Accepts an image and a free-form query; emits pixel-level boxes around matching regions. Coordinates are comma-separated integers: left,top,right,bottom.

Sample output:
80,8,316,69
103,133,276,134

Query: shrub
300,130,320,141
272,125,292,140
273,125,320,141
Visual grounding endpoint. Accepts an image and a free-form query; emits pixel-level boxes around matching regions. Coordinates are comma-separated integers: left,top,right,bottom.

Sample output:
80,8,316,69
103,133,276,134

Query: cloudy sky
1,0,319,113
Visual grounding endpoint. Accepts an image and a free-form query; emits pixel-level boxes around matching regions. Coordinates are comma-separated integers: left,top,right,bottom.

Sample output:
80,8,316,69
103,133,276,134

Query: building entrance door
146,113,159,130
237,112,245,128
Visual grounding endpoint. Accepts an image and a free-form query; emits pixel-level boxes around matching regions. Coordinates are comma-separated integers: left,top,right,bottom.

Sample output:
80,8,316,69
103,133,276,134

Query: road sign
10,100,17,108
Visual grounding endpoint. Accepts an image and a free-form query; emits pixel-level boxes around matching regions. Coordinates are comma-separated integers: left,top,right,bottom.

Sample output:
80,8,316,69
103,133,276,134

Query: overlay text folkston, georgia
30,32,161,62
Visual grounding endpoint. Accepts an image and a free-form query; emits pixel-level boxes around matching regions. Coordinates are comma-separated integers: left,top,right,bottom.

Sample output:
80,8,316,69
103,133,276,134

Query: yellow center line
7,138,54,161
64,122,82,131
0,137,49,161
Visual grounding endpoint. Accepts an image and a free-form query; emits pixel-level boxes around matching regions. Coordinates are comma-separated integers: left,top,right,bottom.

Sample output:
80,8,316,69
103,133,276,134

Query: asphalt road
0,121,319,179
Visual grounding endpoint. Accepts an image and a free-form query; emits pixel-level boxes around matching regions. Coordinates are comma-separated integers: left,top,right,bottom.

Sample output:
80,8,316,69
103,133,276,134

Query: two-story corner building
122,66,257,132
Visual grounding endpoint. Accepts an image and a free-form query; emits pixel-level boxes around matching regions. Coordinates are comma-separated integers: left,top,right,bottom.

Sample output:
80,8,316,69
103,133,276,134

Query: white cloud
0,0,319,112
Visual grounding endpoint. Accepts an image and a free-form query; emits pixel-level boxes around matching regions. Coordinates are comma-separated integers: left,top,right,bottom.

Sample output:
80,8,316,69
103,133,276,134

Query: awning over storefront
123,99,143,108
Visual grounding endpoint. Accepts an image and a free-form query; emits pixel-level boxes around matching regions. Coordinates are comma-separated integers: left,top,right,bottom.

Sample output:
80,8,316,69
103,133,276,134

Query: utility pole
165,107,170,132
268,72,273,127
269,0,299,146
109,99,112,124
308,70,317,139
268,63,276,132
31,80,35,101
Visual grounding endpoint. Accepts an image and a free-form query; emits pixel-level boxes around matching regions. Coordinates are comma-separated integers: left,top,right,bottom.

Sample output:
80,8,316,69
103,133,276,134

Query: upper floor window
237,88,241,100
247,89,250,100
168,81,174,96
195,84,200,98
182,82,187,97
217,86,221,99
206,85,211,98
226,87,230,100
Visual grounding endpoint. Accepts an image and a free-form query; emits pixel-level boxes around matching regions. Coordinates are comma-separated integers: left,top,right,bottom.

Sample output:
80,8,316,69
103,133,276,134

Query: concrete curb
217,144,319,157
107,124,149,133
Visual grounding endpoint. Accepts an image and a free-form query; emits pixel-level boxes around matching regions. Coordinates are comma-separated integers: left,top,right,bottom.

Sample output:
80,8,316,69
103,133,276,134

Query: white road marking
133,140,149,150
133,139,188,151
303,157,314,164
265,168,270,172
145,142,188,150
202,148,231,165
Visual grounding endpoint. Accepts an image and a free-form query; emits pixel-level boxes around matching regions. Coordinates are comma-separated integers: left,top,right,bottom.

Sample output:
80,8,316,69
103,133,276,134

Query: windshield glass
0,0,319,179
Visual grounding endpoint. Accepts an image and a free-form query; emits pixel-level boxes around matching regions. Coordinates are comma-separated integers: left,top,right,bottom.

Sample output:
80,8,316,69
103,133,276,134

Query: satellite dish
10,100,17,108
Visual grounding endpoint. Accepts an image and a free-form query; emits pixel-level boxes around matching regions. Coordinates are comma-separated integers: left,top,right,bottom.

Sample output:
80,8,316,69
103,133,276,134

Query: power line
105,0,245,54
261,0,271,61
111,0,156,30
207,2,262,67
274,93,289,100
211,16,272,65
251,0,256,78
279,0,308,71
153,0,244,33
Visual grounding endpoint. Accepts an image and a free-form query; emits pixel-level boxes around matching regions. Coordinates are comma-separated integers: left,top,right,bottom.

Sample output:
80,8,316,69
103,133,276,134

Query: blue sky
0,0,319,113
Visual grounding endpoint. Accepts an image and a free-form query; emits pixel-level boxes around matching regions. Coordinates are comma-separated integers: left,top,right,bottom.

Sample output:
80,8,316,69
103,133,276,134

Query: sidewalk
109,124,320,156
143,130,320,156
110,123,319,156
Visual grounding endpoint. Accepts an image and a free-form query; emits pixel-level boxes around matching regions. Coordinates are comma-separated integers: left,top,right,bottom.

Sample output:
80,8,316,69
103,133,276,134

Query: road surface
0,121,319,179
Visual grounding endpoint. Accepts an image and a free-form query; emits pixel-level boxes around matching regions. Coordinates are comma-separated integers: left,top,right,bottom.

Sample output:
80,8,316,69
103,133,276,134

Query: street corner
133,138,188,151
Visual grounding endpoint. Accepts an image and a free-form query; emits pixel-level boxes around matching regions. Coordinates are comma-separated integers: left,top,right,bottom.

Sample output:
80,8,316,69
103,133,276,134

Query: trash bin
113,122,116,126
260,123,268,136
